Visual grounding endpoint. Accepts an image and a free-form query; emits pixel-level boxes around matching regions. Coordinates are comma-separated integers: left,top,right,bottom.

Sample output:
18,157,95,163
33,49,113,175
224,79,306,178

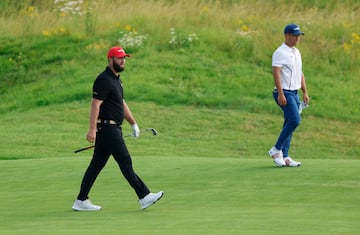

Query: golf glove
299,101,309,114
131,123,140,137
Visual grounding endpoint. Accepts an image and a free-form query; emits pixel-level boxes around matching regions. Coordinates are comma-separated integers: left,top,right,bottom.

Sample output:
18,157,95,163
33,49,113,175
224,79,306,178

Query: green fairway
1,156,359,235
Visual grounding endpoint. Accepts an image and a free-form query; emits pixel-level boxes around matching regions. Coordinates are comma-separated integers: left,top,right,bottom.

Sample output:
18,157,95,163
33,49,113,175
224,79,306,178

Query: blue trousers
273,90,301,157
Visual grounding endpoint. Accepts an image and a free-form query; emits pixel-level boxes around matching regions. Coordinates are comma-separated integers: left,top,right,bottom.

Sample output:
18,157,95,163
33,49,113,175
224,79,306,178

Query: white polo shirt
272,43,303,91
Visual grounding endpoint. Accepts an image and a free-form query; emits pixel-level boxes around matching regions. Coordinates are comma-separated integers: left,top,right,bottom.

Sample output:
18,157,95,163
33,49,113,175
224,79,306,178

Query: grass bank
0,102,359,160
1,0,360,121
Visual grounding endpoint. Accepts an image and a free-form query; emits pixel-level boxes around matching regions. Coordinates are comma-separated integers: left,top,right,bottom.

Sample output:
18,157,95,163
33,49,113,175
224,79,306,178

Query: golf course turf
1,156,359,234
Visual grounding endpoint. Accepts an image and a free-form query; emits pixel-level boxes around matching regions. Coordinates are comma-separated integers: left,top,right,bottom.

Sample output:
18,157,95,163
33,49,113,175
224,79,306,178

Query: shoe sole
72,207,101,211
141,192,164,210
285,163,301,167
72,206,101,211
274,162,286,167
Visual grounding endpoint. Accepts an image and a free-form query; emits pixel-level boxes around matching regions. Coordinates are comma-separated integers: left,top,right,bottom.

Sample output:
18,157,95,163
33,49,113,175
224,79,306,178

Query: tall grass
0,0,359,121
1,0,359,69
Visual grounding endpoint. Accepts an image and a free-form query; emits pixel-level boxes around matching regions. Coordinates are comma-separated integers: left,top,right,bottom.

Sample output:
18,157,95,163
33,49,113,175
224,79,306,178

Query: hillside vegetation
0,0,359,160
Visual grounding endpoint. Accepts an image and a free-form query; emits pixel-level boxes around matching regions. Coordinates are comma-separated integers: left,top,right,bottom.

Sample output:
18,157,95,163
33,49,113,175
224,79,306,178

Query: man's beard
113,61,124,73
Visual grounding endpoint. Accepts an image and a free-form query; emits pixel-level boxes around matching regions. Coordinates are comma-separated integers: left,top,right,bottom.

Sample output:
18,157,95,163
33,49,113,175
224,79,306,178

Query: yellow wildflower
351,32,360,43
42,30,52,37
125,24,132,31
201,5,210,13
241,25,249,32
342,42,351,52
59,26,66,33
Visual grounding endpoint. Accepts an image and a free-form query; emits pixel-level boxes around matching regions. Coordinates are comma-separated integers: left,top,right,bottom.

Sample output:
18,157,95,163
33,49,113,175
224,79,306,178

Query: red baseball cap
107,46,130,58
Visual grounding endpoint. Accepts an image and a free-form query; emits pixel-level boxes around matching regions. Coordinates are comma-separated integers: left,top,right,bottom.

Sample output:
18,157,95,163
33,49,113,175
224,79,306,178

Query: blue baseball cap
284,24,304,35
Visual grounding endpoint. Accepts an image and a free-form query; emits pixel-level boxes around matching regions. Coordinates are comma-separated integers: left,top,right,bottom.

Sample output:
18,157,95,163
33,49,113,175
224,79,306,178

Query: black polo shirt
92,66,124,125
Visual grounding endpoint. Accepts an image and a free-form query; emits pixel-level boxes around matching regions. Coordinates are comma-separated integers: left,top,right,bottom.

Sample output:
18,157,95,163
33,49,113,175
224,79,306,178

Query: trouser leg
77,144,111,200
273,91,301,154
281,133,293,157
76,125,151,200
107,126,150,199
112,140,150,199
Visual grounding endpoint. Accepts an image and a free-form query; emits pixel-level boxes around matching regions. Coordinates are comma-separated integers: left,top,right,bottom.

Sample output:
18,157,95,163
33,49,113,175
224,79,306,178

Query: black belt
273,89,298,94
283,89,298,94
97,119,120,126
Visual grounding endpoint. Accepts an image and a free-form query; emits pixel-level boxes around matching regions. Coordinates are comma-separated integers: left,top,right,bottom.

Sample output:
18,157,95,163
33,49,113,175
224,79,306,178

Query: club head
147,128,157,136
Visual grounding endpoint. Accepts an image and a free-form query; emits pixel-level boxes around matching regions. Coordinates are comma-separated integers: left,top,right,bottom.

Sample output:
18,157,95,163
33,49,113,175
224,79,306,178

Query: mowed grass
0,102,359,161
0,156,359,235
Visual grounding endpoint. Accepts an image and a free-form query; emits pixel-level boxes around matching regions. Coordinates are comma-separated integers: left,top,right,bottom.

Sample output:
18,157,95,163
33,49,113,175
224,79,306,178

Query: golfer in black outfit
72,46,163,211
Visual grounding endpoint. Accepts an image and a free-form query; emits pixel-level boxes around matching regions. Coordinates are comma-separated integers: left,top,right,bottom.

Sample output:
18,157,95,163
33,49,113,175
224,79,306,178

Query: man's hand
131,123,140,137
87,128,97,143
277,93,287,106
303,93,310,105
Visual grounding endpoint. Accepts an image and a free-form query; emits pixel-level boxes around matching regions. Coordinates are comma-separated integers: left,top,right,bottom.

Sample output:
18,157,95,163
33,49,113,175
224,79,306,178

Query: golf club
74,128,157,154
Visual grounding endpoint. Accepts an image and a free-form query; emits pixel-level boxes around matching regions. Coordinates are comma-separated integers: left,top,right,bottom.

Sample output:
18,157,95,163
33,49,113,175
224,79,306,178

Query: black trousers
77,124,150,200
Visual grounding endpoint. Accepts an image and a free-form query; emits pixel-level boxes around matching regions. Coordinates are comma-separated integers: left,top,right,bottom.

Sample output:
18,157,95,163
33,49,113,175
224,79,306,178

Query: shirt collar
105,66,120,79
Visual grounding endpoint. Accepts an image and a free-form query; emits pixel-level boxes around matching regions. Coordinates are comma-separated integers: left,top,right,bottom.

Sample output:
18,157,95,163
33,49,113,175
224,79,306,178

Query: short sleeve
92,77,110,100
272,49,288,68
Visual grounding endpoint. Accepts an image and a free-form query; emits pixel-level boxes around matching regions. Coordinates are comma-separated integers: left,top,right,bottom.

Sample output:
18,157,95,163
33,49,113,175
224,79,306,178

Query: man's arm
86,98,103,143
301,73,310,104
123,99,140,137
272,66,287,106
124,99,136,125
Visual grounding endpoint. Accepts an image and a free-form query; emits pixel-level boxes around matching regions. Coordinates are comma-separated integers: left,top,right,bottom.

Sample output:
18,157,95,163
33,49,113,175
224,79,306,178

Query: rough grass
1,1,360,120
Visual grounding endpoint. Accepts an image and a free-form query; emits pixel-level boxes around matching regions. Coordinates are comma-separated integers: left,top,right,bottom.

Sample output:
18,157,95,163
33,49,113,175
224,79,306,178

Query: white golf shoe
72,199,101,211
284,156,301,167
268,147,286,167
139,191,164,210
